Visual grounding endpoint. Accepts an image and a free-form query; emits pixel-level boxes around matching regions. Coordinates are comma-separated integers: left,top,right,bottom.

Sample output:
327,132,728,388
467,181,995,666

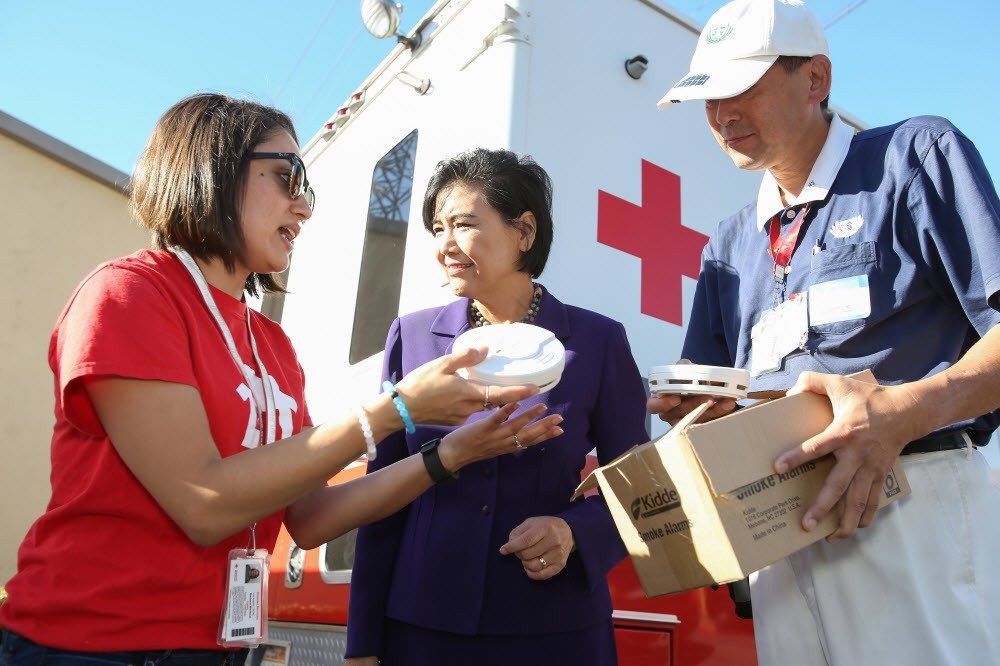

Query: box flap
572,401,712,501
592,418,744,597
572,471,600,501
682,369,878,495
671,399,714,431
571,439,654,501
683,391,834,495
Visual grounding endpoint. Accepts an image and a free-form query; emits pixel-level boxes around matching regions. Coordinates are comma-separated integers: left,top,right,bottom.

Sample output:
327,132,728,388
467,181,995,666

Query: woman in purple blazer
345,149,649,666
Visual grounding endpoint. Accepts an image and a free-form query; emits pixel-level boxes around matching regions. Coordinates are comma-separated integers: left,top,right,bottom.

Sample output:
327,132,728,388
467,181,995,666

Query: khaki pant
751,444,1000,666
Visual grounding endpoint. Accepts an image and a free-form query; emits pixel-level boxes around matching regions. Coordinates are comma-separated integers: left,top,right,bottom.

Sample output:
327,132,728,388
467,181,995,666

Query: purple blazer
345,287,649,656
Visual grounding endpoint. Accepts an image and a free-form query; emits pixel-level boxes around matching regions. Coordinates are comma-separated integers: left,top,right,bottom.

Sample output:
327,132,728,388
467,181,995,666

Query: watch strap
420,438,457,483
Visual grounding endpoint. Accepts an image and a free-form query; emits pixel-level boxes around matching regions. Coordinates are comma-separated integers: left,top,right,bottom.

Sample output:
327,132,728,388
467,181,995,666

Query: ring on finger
538,556,548,569
483,385,493,409
513,433,525,449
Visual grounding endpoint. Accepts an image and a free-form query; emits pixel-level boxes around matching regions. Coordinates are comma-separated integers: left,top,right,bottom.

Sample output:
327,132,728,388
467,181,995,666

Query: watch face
420,438,441,453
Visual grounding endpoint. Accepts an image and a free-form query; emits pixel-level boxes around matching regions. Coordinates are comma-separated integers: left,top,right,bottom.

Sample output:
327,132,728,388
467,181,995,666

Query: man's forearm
903,323,1000,437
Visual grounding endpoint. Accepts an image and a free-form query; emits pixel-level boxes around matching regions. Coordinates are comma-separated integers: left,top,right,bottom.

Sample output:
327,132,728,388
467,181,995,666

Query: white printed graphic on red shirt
236,362,299,448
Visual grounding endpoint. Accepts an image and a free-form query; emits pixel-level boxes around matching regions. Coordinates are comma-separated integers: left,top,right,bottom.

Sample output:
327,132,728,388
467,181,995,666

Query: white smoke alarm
647,363,750,401
452,323,565,394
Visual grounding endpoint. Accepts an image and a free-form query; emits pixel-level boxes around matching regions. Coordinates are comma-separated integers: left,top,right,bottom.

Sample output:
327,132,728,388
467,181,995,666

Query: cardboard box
573,377,910,597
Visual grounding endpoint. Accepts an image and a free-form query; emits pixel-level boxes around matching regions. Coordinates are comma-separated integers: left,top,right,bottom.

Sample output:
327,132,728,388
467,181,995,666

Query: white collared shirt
755,114,856,231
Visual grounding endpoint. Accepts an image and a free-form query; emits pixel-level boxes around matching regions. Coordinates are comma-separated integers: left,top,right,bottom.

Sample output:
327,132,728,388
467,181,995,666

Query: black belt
901,431,968,455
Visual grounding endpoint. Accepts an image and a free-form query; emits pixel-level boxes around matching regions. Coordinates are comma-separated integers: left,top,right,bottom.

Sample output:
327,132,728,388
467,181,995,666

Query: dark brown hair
130,93,297,295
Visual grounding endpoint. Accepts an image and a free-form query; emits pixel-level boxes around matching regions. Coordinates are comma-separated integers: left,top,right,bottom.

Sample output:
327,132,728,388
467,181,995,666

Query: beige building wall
0,112,148,585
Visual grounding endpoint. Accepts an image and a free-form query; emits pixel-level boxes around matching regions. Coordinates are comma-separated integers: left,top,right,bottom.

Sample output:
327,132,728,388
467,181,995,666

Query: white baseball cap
657,0,828,109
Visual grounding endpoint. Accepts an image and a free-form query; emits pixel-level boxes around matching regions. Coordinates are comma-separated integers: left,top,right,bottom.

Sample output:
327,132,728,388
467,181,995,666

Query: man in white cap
648,0,1000,663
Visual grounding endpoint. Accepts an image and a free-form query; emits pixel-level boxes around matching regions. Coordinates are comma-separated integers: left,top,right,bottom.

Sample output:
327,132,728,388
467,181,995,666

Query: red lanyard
768,204,810,281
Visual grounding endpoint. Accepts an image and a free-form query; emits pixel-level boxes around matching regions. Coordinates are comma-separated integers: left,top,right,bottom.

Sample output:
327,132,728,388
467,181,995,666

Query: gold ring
513,434,524,449
483,385,493,409
538,556,548,569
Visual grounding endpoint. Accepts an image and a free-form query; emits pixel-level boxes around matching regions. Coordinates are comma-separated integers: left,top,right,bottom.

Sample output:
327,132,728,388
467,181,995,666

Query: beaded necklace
469,283,542,327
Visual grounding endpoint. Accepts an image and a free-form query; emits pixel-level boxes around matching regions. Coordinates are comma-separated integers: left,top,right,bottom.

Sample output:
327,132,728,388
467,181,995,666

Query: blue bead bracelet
383,380,415,434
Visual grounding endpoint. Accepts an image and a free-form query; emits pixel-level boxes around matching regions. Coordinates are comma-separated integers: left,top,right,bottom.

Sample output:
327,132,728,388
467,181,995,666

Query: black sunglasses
248,152,316,211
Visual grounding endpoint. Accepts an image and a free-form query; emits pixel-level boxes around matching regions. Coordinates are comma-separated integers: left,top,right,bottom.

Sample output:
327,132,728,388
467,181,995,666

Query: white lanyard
170,247,276,447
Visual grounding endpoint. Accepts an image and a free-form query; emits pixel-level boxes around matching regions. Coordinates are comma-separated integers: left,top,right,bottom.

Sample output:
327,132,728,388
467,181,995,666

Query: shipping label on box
574,374,910,597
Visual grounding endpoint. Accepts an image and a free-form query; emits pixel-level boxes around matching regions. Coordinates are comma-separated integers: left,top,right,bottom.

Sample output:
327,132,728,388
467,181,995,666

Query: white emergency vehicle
255,0,859,662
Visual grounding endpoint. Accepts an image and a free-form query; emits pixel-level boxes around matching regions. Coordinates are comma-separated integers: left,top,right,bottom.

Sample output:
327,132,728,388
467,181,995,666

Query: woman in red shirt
0,93,562,665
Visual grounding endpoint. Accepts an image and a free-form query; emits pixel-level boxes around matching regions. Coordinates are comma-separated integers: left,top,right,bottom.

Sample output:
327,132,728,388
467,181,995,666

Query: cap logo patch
706,24,733,44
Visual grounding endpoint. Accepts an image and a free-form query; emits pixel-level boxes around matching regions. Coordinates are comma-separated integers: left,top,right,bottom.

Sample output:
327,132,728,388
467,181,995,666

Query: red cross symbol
598,160,708,326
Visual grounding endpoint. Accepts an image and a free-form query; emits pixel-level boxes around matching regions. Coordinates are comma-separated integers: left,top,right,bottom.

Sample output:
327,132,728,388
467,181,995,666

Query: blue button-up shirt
683,115,1000,444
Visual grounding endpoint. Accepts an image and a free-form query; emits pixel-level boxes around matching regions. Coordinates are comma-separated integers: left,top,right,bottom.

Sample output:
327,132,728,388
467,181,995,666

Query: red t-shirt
0,249,311,650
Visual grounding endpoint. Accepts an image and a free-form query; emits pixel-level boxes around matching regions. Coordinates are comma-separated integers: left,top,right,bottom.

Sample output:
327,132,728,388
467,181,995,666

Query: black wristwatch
420,438,458,483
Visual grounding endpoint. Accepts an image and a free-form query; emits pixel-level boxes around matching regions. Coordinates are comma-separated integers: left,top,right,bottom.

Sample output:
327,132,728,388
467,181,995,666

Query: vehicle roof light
360,0,421,50
361,0,400,39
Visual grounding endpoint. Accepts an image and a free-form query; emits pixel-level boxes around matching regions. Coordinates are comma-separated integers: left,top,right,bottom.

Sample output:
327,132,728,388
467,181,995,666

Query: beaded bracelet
383,380,416,434
355,406,377,461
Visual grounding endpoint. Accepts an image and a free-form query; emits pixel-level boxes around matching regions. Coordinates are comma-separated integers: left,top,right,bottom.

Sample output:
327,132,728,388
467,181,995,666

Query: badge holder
171,247,274,648
749,292,808,377
218,526,270,648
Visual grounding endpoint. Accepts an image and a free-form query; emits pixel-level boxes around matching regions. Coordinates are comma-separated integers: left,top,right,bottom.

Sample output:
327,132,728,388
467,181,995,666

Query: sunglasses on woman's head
248,152,316,211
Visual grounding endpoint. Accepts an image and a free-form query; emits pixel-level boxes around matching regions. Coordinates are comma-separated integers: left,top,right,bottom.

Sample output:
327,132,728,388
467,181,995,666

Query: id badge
750,293,809,377
218,548,270,647
808,275,871,326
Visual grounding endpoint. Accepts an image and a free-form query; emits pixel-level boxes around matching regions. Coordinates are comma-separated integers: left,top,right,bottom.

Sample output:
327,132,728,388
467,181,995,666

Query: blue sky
4,0,999,466
2,0,998,180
